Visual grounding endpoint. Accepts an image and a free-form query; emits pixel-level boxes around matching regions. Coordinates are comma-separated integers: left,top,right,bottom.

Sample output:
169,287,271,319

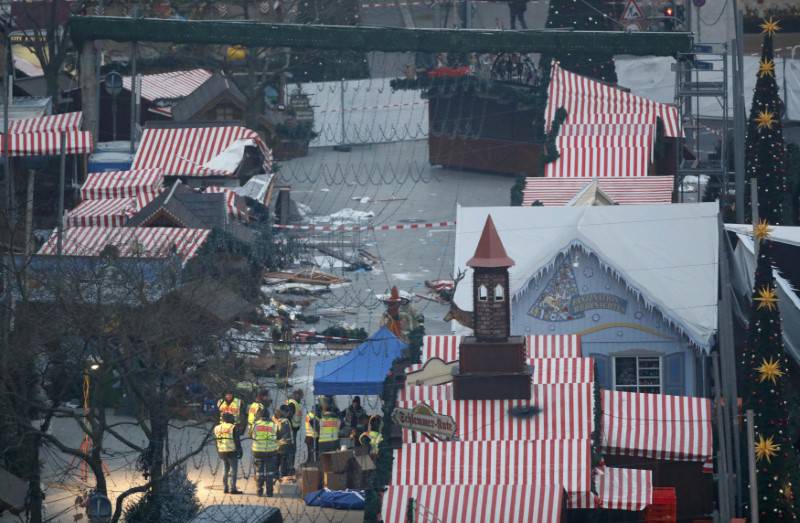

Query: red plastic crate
644,487,677,523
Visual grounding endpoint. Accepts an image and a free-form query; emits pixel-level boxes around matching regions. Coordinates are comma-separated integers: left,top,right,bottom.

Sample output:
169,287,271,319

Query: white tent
616,55,800,122
454,202,720,350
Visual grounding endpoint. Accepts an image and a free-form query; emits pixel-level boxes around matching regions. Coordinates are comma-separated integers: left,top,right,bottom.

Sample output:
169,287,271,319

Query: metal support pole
712,352,732,521
464,0,471,29
111,92,117,142
57,132,66,256
751,177,759,259
746,409,759,523
129,9,138,154
333,79,351,152
23,170,34,257
732,0,746,223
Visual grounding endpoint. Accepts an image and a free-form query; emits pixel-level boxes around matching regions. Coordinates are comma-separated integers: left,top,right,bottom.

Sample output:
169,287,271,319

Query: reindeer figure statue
442,270,474,329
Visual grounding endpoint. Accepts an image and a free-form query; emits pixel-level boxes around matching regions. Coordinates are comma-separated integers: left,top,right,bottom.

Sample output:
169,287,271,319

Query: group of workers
212,389,384,496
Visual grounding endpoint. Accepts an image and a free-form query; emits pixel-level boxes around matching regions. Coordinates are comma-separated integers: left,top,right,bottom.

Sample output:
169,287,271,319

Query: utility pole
751,177,759,258
731,0,747,223
746,409,759,523
129,4,139,154
56,132,66,256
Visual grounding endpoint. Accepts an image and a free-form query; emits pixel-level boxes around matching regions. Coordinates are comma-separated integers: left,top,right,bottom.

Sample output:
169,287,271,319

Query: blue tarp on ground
304,489,365,510
313,326,407,395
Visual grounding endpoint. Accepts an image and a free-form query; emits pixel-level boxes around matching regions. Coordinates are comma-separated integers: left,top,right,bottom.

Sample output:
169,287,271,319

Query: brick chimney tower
466,214,514,341
453,214,531,400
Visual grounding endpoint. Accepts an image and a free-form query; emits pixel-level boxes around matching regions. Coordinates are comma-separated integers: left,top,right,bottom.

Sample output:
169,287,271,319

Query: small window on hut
494,284,505,302
478,285,488,301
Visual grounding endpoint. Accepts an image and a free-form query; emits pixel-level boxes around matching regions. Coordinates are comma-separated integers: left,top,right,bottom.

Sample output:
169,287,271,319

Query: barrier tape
273,221,456,232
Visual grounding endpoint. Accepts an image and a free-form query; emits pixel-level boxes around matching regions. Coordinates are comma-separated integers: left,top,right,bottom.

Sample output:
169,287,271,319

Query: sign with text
392,403,457,440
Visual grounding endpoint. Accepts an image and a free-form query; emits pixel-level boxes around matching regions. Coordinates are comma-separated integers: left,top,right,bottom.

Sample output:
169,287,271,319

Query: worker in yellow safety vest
247,390,271,429
304,402,321,464
213,412,243,494
359,415,384,456
284,389,304,443
217,390,242,425
251,409,278,497
318,408,341,454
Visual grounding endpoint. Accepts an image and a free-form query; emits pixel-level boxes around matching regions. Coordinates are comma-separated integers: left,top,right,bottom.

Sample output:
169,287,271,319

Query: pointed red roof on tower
466,215,515,268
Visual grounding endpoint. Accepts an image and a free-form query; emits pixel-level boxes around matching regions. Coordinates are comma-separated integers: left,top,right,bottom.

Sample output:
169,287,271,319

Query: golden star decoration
753,219,773,242
760,17,781,37
756,357,784,384
755,110,777,130
755,434,781,463
755,286,779,311
758,58,775,78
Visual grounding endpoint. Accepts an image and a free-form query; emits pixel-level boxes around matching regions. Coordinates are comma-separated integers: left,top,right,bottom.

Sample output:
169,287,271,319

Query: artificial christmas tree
542,0,617,83
739,220,800,518
745,18,789,225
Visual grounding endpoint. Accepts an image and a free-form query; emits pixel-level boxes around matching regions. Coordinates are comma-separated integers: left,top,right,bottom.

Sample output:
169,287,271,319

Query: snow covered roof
725,223,800,248
454,203,719,350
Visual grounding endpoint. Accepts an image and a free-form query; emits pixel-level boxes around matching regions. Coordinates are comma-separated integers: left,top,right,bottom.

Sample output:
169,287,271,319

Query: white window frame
612,355,662,394
494,284,505,302
478,285,488,301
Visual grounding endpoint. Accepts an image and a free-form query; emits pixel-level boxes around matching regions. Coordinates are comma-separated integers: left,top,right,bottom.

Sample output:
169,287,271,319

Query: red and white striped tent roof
131,126,272,177
1,111,93,157
601,389,713,461
546,62,681,138
593,466,653,511
123,69,212,102
382,484,564,523
9,111,83,133
392,440,591,504
418,334,581,363
80,169,165,201
401,357,594,402
398,383,594,442
204,186,248,221
559,123,655,137
523,177,675,206
65,198,142,228
37,227,210,263
545,140,652,178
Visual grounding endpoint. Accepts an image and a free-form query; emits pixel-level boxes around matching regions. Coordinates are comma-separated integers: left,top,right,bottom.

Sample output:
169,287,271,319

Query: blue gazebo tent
313,326,407,395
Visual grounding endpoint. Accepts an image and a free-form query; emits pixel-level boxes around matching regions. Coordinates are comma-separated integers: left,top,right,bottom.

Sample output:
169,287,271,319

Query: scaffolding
674,44,730,203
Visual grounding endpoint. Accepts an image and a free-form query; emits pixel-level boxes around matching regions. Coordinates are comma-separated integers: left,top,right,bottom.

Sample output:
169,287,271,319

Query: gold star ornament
755,286,779,311
755,434,780,463
760,17,781,36
758,58,775,78
756,357,784,384
755,110,777,130
753,219,772,242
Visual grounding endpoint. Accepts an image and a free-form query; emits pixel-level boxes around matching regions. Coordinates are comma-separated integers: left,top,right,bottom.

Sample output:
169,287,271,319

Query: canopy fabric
725,223,800,248
81,168,165,201
382,484,564,523
601,389,713,461
9,111,82,132
454,203,719,349
123,69,211,102
523,177,674,206
593,467,653,511
0,130,93,156
313,326,407,395
65,198,141,227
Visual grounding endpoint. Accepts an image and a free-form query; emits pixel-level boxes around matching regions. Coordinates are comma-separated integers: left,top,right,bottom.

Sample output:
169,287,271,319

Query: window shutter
591,353,611,390
663,353,685,395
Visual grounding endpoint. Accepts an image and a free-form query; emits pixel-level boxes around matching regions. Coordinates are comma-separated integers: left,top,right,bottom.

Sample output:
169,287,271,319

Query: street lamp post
104,71,123,141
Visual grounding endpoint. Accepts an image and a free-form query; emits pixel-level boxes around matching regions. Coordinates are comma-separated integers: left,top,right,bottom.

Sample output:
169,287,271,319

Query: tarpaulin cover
304,489,365,510
313,326,407,395
454,203,719,350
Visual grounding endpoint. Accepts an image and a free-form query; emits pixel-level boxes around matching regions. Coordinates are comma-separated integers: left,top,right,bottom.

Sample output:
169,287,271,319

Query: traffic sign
621,0,645,21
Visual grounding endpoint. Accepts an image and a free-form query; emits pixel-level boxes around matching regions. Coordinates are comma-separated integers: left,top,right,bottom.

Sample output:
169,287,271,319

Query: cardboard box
324,471,347,491
352,454,376,473
300,467,322,497
320,449,353,473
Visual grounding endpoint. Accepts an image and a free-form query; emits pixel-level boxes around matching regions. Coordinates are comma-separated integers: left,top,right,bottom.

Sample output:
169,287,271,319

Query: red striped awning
204,186,247,221
392,439,591,492
65,198,140,227
544,145,651,178
601,390,713,461
559,123,655,136
0,130,94,157
80,169,165,201
398,383,594,442
131,125,272,177
593,466,653,511
9,111,83,133
545,62,681,138
401,357,594,402
523,177,675,206
382,484,564,523
37,227,210,263
123,69,212,102
417,334,581,364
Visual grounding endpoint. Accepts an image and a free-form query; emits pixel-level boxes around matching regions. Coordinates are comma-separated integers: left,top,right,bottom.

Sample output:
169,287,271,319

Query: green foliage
123,466,200,523
364,324,425,522
320,325,368,340
542,107,567,167
745,29,789,224
510,175,526,206
739,239,800,518
543,0,617,83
